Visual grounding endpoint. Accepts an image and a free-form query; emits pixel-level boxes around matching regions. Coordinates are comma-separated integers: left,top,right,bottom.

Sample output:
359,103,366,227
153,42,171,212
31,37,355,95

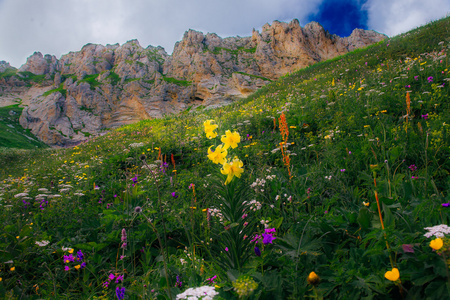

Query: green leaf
357,207,372,230
382,202,395,228
227,269,240,282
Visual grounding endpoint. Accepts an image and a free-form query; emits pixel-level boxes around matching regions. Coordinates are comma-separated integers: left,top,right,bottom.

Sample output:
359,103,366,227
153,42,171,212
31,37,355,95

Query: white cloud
0,0,448,68
0,0,323,68
364,0,450,36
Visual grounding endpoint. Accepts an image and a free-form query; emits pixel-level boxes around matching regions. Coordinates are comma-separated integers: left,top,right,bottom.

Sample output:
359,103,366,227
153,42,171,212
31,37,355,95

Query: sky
0,0,449,68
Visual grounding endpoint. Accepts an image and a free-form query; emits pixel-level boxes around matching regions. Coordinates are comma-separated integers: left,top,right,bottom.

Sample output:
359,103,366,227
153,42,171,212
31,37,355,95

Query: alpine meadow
0,16,450,300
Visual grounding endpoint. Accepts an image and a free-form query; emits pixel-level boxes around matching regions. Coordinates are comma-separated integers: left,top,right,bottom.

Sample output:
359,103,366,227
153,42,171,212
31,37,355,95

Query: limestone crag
0,19,386,146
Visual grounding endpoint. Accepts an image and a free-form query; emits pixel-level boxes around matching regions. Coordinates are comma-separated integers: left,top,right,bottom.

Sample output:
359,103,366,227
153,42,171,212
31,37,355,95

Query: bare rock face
3,19,386,146
18,52,58,75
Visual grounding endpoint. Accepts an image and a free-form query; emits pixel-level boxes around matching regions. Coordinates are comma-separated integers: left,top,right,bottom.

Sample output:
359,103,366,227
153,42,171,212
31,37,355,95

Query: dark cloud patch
308,0,368,37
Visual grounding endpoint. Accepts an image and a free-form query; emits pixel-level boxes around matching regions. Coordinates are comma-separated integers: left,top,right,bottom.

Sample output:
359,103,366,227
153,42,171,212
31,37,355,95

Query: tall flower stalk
278,113,292,180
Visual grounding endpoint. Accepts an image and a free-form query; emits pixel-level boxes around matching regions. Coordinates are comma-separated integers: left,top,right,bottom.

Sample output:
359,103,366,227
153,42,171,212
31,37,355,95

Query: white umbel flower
424,224,450,238
176,285,218,300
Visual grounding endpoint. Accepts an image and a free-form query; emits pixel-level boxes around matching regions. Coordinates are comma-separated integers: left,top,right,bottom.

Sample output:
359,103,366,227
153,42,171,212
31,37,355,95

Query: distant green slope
0,105,48,149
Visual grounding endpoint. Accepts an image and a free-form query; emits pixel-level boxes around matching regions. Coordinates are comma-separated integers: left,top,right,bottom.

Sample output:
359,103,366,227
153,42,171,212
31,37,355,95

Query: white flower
62,246,73,252
14,192,29,198
176,285,218,300
36,240,50,247
129,142,144,148
424,224,450,238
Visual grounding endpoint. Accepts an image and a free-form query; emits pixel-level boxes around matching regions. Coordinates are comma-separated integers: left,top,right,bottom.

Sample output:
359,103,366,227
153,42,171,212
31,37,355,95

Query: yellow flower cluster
204,120,218,139
232,275,258,297
204,120,243,184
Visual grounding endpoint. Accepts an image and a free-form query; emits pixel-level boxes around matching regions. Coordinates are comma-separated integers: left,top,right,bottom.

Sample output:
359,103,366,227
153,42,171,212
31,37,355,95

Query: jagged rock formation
0,19,386,146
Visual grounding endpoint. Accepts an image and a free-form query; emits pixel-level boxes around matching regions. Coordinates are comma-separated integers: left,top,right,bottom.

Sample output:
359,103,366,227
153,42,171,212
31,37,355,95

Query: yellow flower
221,130,241,149
384,268,400,281
430,238,443,250
307,271,320,285
221,157,244,184
74,265,81,270
207,145,228,164
10,267,15,271
68,248,74,254
204,120,218,139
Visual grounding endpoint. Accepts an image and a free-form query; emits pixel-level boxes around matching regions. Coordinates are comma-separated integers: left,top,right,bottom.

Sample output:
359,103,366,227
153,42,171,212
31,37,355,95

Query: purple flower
115,275,124,283
254,246,261,257
262,229,276,245
340,169,346,172
442,203,450,207
171,192,178,198
80,262,86,269
131,176,138,184
225,247,229,252
103,281,109,288
427,76,433,83
175,275,182,288
414,76,419,80
206,275,217,285
76,250,84,261
121,229,127,242
116,286,126,300
408,164,417,172
421,114,428,119
109,273,116,281
64,266,70,271
265,228,276,234
251,234,260,243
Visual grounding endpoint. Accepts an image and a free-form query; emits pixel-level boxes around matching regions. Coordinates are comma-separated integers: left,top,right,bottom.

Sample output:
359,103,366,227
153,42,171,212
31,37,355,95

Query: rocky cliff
0,19,385,146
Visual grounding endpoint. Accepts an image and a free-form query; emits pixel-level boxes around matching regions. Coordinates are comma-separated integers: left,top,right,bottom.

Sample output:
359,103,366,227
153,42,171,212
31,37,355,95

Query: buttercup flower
207,144,228,164
430,238,443,250
221,157,244,184
384,268,400,281
221,130,241,149
204,120,218,139
307,272,320,285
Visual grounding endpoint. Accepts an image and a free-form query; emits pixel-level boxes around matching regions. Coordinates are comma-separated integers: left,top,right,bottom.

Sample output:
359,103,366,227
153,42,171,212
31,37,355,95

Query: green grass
17,71,48,84
0,105,48,150
79,73,101,90
0,68,17,80
42,83,67,97
162,75,192,86
0,16,449,300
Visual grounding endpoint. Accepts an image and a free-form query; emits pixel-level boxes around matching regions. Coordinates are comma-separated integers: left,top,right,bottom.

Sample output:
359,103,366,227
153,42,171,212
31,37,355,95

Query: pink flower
225,247,229,252
402,244,414,253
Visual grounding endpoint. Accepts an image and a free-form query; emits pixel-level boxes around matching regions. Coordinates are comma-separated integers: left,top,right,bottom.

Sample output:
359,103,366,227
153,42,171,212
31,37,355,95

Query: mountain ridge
0,19,386,146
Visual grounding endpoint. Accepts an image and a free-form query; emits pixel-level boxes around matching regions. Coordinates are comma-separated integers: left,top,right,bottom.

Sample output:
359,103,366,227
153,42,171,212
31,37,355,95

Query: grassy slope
0,105,48,150
0,17,449,299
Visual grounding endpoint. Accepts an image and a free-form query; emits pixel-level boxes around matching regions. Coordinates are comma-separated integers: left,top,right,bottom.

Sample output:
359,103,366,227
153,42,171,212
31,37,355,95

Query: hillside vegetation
0,17,449,299
0,105,48,150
